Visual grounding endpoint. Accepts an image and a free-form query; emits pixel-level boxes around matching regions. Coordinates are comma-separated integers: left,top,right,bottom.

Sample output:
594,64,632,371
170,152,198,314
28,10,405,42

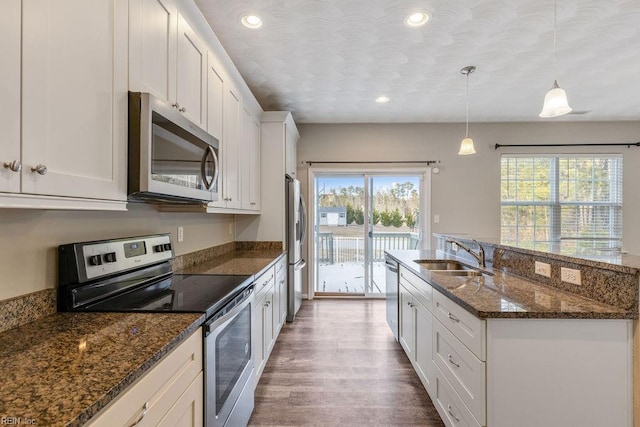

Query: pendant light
539,0,572,118
459,65,476,155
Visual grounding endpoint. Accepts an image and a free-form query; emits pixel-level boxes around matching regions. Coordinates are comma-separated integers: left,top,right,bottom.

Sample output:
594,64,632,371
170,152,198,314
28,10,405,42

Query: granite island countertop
387,250,636,319
0,247,286,426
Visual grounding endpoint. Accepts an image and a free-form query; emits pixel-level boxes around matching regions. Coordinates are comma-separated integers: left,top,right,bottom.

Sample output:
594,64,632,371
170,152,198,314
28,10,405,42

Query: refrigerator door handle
294,259,306,270
299,196,307,244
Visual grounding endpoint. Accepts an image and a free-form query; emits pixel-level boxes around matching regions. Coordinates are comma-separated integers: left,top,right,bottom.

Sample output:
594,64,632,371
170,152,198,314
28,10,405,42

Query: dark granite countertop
0,246,286,426
387,250,636,320
0,312,204,426
176,249,286,278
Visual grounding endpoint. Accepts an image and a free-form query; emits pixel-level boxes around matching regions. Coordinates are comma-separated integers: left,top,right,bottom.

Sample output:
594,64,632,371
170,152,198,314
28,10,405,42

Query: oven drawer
87,329,203,426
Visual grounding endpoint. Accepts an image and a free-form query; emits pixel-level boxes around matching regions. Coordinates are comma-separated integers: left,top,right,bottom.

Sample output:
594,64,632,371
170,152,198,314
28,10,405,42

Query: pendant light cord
465,71,470,138
553,0,557,81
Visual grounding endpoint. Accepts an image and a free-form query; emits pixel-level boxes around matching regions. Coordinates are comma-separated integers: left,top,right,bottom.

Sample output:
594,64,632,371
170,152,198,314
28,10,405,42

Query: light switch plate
177,226,184,242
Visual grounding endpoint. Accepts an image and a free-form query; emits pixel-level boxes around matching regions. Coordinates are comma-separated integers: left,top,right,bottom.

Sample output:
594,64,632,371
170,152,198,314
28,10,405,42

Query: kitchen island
387,235,638,427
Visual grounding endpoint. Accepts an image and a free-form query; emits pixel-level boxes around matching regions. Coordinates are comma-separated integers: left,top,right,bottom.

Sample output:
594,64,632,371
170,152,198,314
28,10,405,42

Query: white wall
297,121,640,254
0,204,234,300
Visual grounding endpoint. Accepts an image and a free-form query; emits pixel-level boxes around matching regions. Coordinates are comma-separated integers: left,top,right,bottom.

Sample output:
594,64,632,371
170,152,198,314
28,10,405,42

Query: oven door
204,290,254,427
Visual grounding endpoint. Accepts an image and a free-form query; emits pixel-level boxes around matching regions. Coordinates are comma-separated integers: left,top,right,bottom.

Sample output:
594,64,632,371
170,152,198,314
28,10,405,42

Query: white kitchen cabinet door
284,123,297,177
206,51,224,142
21,0,127,201
157,372,203,427
129,0,177,102
0,0,21,193
176,13,207,128
241,109,261,211
399,285,415,359
414,300,434,396
221,85,241,208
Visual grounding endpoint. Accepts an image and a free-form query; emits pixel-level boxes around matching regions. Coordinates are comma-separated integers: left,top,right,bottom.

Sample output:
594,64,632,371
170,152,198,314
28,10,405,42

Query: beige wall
0,204,234,300
297,121,640,254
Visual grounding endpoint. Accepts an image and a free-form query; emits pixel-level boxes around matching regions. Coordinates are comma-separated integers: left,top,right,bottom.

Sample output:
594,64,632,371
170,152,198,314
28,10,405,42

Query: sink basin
414,260,472,270
430,270,483,277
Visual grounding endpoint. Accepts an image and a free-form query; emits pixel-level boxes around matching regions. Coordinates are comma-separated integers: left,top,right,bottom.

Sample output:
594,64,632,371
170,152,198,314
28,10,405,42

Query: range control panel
77,235,173,281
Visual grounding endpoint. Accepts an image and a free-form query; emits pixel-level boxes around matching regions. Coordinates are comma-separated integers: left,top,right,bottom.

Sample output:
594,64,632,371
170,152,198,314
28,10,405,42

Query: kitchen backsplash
1,241,283,333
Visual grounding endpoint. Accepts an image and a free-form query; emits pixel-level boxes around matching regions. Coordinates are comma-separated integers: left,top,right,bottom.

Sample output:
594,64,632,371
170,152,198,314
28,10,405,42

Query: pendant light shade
539,80,572,118
459,65,476,156
540,0,572,118
459,137,476,155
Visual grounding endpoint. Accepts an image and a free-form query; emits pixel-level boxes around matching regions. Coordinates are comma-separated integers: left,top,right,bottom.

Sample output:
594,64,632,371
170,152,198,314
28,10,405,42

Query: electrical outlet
560,267,581,285
177,226,184,243
534,261,551,278
228,223,233,235
434,215,440,224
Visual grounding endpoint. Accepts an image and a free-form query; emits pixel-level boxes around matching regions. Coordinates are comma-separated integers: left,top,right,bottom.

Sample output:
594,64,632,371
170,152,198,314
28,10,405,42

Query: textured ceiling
195,0,640,123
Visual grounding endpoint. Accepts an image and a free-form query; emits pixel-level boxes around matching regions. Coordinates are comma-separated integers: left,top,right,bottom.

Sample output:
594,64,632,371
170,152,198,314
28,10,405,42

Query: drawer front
399,266,433,311
434,318,486,424
255,265,276,299
88,329,203,426
433,289,485,360
434,366,482,427
275,255,286,279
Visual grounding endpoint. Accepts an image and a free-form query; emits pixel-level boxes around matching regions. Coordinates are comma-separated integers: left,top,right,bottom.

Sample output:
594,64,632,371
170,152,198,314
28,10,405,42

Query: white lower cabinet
253,264,276,385
397,265,633,427
399,268,434,395
88,329,203,426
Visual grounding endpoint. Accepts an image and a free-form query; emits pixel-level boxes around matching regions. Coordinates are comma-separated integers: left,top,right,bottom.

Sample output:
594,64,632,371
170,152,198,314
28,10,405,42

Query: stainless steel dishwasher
385,254,399,341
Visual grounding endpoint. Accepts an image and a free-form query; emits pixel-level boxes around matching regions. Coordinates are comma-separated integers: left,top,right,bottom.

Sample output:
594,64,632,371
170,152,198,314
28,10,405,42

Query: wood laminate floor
248,299,445,426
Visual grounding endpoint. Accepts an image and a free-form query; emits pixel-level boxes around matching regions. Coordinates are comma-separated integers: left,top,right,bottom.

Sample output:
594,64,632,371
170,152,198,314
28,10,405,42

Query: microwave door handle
200,145,218,190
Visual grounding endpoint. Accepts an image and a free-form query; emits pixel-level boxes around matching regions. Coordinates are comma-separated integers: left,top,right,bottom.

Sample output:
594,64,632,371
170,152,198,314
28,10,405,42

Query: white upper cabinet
220,84,241,209
176,13,207,129
0,0,21,194
17,0,127,203
241,109,261,211
129,3,207,129
128,0,177,102
285,123,298,178
206,51,224,142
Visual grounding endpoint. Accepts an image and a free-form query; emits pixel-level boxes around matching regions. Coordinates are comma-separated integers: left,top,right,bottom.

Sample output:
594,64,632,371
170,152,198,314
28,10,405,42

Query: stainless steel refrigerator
286,176,307,322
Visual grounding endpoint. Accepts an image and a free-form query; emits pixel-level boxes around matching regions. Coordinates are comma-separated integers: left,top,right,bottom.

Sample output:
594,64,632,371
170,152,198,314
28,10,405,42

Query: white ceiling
195,0,640,124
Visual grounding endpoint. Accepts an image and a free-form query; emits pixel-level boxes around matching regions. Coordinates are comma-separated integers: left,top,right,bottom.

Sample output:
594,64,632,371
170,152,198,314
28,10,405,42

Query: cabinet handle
447,354,460,368
179,107,186,113
447,312,460,322
250,202,256,205
3,160,21,172
447,404,460,422
128,402,149,427
31,164,47,175
172,102,180,109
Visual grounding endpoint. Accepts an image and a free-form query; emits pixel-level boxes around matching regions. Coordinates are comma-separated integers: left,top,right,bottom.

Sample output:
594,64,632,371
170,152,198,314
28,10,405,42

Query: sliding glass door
313,172,425,297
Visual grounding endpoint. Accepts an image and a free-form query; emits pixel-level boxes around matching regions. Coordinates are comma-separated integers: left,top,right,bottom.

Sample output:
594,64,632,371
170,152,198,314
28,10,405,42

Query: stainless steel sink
414,260,471,270
430,270,483,277
414,260,491,277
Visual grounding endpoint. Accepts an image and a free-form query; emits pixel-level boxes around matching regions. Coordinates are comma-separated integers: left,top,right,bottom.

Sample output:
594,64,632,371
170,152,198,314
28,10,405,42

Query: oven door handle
204,288,253,337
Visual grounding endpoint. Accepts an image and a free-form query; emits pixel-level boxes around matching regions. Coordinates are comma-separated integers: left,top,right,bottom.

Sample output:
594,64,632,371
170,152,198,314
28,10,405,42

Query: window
501,155,622,254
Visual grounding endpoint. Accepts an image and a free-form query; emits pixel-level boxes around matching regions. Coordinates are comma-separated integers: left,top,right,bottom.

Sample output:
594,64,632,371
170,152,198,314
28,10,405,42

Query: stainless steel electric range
57,234,255,427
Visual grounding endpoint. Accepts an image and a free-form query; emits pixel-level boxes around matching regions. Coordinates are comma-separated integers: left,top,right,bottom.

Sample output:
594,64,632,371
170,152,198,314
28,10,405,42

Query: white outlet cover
534,261,551,278
560,267,582,285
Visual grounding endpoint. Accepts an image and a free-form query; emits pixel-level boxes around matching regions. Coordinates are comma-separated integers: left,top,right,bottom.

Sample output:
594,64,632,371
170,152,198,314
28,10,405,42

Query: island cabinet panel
486,318,633,427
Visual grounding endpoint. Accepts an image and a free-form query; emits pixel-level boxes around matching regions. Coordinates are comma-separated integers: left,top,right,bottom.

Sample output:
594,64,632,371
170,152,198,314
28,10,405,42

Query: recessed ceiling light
376,96,390,103
404,11,430,28
241,14,262,29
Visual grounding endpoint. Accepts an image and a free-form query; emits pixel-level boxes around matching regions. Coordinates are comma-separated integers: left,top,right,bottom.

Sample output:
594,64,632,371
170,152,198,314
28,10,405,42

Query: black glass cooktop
84,274,252,318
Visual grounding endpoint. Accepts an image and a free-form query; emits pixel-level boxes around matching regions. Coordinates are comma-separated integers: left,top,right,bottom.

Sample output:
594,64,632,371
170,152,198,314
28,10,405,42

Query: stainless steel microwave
128,92,219,204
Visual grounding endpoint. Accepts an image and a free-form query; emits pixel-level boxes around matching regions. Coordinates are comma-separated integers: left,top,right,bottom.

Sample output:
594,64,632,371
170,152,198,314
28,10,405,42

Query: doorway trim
306,166,432,300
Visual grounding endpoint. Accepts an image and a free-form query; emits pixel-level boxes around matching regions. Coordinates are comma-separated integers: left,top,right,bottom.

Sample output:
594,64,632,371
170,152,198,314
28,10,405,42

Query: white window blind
501,155,622,254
